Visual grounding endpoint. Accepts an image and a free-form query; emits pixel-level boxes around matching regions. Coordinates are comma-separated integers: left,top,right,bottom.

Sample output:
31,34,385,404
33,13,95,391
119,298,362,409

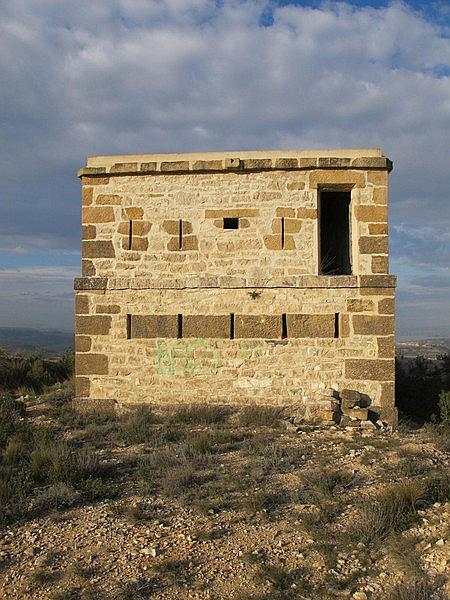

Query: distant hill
0,327,73,356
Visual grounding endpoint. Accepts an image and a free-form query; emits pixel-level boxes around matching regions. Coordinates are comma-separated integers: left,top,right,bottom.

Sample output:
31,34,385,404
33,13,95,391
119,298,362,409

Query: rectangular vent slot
230,313,235,339
128,220,133,250
177,314,183,338
224,217,239,229
178,219,183,250
334,313,339,338
126,314,132,339
281,217,285,249
281,313,287,339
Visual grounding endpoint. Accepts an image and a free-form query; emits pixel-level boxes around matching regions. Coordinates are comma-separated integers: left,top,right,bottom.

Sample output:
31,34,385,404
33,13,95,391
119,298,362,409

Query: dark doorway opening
319,191,351,275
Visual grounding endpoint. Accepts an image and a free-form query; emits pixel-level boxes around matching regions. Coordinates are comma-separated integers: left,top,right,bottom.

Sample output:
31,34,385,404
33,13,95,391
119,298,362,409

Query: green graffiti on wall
156,338,267,377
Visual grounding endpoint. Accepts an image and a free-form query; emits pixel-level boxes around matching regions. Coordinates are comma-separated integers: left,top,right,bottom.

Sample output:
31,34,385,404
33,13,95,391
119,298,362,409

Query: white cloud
0,0,449,333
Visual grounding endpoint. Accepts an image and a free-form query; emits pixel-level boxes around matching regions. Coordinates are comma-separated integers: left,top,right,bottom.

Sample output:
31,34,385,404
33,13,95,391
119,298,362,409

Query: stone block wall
75,149,397,424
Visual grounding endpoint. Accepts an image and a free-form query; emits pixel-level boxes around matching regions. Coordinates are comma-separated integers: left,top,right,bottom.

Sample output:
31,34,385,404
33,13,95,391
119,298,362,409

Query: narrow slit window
223,217,239,229
281,313,287,339
177,314,183,338
178,219,183,250
126,314,132,339
128,220,133,250
281,217,285,250
334,313,339,338
230,313,235,339
319,191,352,275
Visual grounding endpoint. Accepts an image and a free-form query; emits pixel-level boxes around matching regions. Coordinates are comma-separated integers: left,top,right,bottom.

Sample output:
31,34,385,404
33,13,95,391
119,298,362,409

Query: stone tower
74,149,396,424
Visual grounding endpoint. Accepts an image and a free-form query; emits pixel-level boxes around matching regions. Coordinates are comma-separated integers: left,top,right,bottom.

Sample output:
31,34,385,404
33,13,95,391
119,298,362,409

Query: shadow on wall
396,355,450,423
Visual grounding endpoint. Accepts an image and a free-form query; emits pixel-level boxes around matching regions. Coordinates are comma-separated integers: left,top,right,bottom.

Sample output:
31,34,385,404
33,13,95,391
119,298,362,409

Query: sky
0,0,449,338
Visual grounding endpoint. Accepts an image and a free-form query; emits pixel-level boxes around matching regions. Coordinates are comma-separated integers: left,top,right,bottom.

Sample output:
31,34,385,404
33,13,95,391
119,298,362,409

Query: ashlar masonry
74,149,397,424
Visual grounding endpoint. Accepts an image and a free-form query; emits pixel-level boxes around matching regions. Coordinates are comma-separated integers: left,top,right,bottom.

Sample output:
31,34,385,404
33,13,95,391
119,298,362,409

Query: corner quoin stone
345,359,394,381
76,354,109,375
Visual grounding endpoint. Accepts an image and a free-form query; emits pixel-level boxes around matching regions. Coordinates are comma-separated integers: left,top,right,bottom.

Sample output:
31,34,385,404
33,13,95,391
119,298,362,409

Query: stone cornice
74,275,396,291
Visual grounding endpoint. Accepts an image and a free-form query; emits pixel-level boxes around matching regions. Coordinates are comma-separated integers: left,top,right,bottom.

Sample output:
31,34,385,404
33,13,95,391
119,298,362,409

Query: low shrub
168,404,230,425
348,479,426,544
238,406,282,428
120,407,158,444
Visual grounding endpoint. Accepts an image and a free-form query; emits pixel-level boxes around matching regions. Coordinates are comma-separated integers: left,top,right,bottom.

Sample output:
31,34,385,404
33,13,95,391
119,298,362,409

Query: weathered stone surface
75,295,90,314
340,389,361,408
160,161,189,171
359,275,396,288
299,158,317,168
286,182,305,190
192,160,223,171
276,207,295,218
82,241,115,258
74,277,107,290
345,359,394,381
309,170,365,189
353,315,394,335
83,207,115,223
372,188,388,204
367,171,387,185
140,162,157,172
82,187,93,206
318,157,351,168
96,194,122,205
122,207,144,219
130,237,149,251
183,315,230,338
275,158,298,169
378,298,395,314
235,315,281,338
82,261,96,277
110,162,138,173
372,256,388,273
96,304,121,314
359,236,388,254
224,158,241,169
75,376,90,397
182,235,198,251
205,209,259,218
75,336,92,352
76,316,112,335
82,176,110,186
351,157,390,169
264,235,282,250
296,208,317,219
377,336,395,358
346,298,374,312
131,315,178,338
355,205,387,222
76,354,109,375
284,218,302,233
82,225,97,240
243,159,272,170
287,314,335,338
342,407,369,420
369,223,388,235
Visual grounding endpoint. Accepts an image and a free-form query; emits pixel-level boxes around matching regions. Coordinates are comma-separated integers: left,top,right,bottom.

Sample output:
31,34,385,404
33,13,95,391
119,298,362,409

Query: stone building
74,149,397,424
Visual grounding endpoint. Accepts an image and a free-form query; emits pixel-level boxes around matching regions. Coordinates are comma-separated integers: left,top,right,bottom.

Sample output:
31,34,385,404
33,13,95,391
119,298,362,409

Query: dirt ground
0,398,449,600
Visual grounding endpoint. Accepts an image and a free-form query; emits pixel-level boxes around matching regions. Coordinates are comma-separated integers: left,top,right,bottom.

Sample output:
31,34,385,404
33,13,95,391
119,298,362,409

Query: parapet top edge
86,148,383,166
79,150,392,178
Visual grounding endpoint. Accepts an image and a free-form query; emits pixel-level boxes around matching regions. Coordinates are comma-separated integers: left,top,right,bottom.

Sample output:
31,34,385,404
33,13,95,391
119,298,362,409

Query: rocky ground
0,391,449,600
